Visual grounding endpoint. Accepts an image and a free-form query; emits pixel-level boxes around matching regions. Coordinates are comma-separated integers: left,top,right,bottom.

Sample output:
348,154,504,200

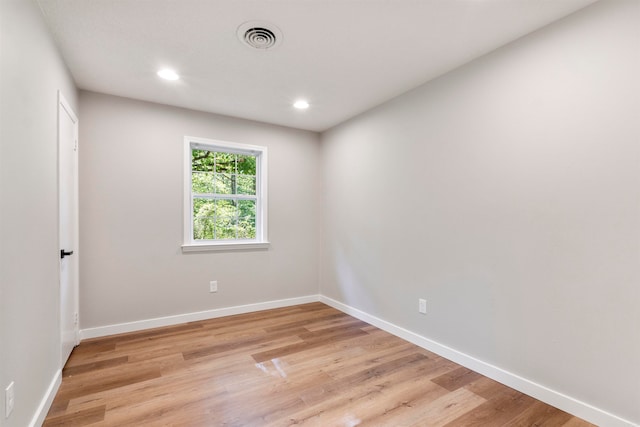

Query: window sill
181,241,270,253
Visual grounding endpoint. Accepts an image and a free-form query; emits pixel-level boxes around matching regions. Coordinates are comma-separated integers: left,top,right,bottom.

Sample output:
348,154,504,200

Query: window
182,136,268,251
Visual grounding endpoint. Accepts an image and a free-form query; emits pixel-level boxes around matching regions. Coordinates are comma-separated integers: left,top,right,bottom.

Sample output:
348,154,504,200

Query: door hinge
74,139,78,152
74,312,79,325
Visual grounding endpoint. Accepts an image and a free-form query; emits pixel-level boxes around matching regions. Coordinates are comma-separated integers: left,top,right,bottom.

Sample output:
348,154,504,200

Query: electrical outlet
418,298,427,314
209,281,218,293
5,381,15,418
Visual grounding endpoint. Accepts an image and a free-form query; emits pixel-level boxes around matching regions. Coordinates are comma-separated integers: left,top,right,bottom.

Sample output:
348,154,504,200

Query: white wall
320,0,639,424
0,0,79,426
79,91,320,329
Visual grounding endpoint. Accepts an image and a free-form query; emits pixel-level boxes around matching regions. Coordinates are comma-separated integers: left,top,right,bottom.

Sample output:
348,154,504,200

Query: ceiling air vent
237,21,283,50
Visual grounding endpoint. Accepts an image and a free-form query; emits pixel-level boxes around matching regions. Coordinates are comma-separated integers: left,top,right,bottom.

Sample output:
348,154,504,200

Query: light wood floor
44,303,595,426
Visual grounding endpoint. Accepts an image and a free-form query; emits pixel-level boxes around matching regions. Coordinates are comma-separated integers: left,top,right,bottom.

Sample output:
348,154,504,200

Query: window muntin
183,137,268,250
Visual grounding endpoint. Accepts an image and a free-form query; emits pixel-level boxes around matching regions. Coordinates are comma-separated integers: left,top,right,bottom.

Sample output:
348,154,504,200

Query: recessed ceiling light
157,69,179,81
293,100,309,110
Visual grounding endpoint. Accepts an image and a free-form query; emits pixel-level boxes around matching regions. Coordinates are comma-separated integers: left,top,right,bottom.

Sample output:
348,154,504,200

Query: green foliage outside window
192,149,257,240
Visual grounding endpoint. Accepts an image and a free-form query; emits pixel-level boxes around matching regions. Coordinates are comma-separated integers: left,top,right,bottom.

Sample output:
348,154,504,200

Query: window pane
236,175,256,195
215,199,237,240
215,152,235,173
193,199,215,218
216,199,236,220
238,199,255,218
214,173,233,194
237,154,256,176
237,224,255,239
193,199,215,240
237,200,256,239
215,223,236,239
192,149,214,172
192,171,214,193
193,217,215,240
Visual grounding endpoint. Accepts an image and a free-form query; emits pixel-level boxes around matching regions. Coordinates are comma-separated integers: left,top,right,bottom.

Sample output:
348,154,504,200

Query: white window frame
182,136,269,252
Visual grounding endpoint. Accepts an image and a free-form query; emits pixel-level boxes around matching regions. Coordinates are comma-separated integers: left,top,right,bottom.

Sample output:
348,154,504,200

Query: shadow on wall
333,238,377,313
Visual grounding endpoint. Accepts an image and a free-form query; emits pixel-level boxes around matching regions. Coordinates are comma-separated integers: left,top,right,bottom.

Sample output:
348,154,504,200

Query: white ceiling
37,0,597,132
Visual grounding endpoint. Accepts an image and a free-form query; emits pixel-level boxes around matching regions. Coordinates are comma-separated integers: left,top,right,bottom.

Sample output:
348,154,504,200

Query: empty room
1,0,638,426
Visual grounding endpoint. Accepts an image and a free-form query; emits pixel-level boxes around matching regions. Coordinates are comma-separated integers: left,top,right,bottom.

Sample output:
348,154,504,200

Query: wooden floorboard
44,303,596,426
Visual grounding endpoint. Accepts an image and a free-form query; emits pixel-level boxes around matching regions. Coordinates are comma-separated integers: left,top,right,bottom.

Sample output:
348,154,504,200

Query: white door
59,92,79,367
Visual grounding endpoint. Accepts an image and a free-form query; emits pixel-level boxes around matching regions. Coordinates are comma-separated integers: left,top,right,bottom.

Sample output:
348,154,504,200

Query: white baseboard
29,369,61,427
80,295,320,340
320,295,637,427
